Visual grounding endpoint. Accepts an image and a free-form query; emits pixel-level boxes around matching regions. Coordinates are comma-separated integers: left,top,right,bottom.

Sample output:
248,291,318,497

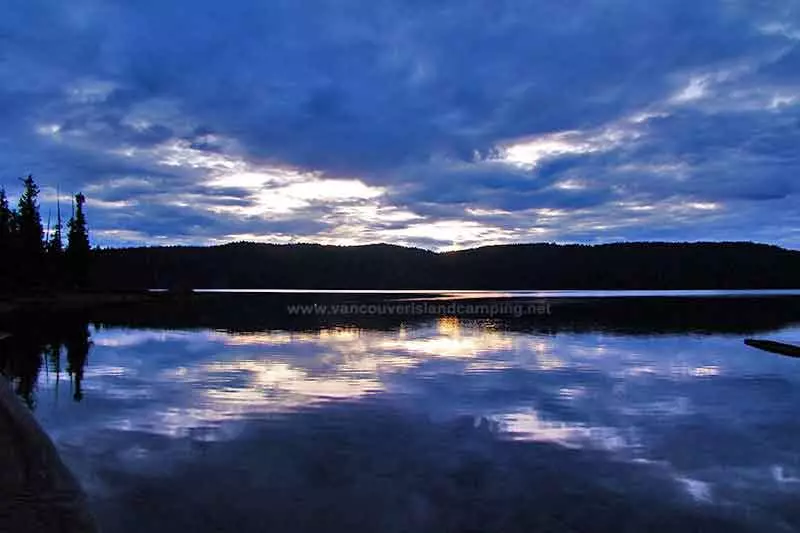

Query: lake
3,292,800,532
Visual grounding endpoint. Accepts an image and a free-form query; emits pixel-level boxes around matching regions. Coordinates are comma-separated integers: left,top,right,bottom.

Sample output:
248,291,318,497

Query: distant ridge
90,241,800,290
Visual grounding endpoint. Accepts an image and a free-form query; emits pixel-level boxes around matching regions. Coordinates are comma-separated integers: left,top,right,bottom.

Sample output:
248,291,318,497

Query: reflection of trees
7,338,42,409
65,323,91,402
45,342,62,400
0,319,92,409
92,293,800,337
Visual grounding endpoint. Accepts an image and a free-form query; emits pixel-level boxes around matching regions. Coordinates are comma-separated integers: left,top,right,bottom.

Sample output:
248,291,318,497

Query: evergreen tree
46,190,64,287
47,193,63,255
0,188,10,245
66,192,90,287
16,175,45,287
0,188,12,290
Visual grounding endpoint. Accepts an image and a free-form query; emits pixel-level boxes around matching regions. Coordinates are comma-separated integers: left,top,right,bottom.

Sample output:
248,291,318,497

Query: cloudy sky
1,0,798,250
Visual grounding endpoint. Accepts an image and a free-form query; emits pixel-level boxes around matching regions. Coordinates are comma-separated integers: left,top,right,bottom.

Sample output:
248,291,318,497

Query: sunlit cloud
378,220,521,250
684,202,721,211
242,179,384,216
500,124,638,170
208,170,298,189
670,76,710,104
502,132,597,169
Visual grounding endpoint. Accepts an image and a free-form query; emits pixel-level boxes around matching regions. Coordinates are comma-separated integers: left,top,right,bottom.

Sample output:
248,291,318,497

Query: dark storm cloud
0,0,798,248
89,0,777,174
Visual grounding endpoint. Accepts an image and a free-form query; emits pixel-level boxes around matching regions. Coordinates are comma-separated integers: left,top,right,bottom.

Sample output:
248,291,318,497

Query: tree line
90,240,800,290
0,175,91,292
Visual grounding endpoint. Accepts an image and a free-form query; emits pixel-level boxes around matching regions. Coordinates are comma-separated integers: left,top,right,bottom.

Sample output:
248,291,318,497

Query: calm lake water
5,292,800,532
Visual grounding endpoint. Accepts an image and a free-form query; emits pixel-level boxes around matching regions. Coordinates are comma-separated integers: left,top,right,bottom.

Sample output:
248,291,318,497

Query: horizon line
93,239,800,253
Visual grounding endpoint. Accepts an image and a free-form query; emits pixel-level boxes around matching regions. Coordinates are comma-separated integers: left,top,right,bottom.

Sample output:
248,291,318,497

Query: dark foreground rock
0,375,97,532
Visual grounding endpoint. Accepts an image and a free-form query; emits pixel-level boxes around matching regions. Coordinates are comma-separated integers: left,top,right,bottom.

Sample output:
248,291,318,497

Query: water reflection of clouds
203,361,383,405
70,321,800,443
679,477,713,502
494,410,635,452
219,328,365,347
377,335,514,359
772,466,800,484
376,317,515,359
35,319,800,524
92,329,220,347
49,319,579,443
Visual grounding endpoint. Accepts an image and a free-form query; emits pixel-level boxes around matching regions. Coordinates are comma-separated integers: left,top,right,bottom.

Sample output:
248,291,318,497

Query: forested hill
90,241,800,290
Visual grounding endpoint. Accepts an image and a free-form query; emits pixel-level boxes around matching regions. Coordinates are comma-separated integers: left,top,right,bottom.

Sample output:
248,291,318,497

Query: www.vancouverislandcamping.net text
286,301,552,317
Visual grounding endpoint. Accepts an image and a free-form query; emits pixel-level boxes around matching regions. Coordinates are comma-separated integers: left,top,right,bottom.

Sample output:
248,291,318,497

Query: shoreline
0,372,98,532
0,290,159,321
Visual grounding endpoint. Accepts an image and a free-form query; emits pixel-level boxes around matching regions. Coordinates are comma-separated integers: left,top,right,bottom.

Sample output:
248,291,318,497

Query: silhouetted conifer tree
0,188,12,289
0,188,10,246
66,192,90,287
47,195,63,255
16,175,45,287
46,190,64,287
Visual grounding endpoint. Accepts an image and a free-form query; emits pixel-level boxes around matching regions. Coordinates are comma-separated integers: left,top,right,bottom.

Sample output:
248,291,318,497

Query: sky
1,0,798,251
